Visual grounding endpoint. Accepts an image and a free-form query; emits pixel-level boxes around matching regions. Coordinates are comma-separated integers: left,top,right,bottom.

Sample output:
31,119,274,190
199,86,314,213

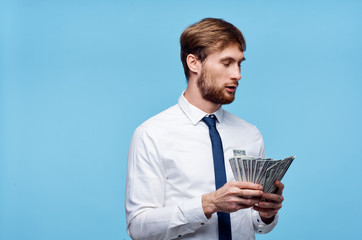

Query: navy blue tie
202,115,232,240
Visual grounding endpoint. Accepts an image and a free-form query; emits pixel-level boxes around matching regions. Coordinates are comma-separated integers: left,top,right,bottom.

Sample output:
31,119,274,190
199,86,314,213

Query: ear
186,54,201,75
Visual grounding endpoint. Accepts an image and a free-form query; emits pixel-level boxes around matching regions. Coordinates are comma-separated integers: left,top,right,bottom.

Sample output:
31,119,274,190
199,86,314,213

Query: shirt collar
178,91,224,126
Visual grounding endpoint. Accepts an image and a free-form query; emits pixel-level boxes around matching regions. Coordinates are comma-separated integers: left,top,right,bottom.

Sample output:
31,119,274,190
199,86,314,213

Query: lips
225,84,238,93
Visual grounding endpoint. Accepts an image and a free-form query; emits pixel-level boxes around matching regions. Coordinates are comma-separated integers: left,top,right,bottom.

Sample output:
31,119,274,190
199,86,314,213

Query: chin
216,95,235,105
221,98,235,105
221,93,235,104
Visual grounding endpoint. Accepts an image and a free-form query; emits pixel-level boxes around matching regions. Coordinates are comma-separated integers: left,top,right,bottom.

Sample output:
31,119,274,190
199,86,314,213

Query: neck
184,84,221,114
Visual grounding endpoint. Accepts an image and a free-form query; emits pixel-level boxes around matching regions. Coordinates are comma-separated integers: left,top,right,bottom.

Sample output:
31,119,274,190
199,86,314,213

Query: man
125,18,284,240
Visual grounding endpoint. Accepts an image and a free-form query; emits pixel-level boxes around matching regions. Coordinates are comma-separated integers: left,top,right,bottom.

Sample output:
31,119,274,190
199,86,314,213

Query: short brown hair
180,18,246,80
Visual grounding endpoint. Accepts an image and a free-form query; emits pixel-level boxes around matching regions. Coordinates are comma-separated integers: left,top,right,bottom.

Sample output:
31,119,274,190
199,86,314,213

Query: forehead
206,44,244,62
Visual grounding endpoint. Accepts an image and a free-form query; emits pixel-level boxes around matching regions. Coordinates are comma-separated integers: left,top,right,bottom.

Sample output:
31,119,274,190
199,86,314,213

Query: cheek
209,69,227,83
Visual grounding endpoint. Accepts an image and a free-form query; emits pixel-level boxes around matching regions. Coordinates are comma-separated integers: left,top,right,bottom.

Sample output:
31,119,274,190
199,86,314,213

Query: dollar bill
228,153,295,194
233,149,246,156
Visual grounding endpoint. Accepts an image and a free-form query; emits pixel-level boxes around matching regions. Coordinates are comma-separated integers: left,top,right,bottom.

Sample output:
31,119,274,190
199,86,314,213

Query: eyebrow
220,57,246,63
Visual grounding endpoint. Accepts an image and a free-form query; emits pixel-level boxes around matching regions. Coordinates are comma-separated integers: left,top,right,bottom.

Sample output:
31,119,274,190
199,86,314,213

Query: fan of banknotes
229,150,295,194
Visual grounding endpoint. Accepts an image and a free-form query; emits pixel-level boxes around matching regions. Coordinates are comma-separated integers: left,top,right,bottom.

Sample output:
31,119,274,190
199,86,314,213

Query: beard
197,68,236,105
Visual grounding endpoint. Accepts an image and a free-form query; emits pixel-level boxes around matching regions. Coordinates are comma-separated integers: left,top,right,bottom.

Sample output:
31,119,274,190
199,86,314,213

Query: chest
156,124,262,200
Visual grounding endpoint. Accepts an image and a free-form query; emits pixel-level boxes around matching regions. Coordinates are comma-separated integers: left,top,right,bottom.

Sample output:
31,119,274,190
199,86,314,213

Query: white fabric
125,93,278,240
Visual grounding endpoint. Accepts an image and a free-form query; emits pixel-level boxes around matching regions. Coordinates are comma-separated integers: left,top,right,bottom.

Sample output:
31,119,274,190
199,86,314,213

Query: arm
125,126,208,240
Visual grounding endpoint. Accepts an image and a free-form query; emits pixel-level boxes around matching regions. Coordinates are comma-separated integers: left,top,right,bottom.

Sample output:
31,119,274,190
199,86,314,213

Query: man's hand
202,181,264,219
253,180,284,224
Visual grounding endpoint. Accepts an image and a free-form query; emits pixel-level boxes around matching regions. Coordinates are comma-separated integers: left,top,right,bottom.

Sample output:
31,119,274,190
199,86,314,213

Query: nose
231,65,241,81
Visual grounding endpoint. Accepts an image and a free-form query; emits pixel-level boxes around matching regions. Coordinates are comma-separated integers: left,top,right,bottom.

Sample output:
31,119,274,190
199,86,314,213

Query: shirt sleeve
125,126,209,240
252,210,279,234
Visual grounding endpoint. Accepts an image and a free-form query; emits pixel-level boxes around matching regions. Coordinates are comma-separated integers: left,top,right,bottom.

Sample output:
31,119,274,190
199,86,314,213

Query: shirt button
257,219,260,222
201,223,204,225
259,231,262,233
178,235,182,237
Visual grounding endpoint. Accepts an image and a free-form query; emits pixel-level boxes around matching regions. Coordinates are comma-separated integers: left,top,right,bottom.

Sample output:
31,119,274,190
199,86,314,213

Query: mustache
226,82,239,87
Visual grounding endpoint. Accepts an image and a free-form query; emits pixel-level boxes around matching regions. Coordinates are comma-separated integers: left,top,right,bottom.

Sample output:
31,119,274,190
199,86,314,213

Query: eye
223,62,230,67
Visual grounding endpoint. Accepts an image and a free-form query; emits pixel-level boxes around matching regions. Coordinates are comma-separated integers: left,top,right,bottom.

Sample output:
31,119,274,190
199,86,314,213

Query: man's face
197,44,244,105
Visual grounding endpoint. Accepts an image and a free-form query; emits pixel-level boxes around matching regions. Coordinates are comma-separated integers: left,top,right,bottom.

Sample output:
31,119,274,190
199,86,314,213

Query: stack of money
229,150,295,194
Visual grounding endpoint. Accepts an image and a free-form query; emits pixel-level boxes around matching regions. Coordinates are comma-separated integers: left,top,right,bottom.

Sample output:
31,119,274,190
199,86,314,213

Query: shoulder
133,104,183,136
141,104,182,128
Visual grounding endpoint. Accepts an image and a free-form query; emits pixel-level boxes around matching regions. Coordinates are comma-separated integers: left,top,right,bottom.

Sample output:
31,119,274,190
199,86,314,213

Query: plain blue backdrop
1,0,361,239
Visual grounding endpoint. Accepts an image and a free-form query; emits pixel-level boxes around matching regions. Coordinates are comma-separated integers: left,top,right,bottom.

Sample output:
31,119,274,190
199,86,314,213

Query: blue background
1,0,361,239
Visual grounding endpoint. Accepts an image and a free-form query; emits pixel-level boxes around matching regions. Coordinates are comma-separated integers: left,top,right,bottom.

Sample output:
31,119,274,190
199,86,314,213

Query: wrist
260,214,275,224
202,193,217,219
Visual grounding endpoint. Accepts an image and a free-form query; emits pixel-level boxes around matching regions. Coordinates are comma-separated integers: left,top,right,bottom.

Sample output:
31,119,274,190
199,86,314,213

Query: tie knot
202,115,217,128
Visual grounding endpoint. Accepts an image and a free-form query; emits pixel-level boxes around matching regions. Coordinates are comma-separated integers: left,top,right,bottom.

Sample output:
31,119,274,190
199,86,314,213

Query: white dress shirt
125,93,278,240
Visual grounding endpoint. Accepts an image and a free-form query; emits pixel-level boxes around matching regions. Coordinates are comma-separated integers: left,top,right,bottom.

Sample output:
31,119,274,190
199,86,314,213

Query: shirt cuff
181,196,210,231
252,211,279,234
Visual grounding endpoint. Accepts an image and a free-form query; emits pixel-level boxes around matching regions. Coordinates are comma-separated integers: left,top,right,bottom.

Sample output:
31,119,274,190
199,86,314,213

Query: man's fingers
238,199,260,207
274,180,284,195
257,200,282,210
252,180,285,219
233,181,263,190
262,192,284,202
253,205,278,216
237,189,264,198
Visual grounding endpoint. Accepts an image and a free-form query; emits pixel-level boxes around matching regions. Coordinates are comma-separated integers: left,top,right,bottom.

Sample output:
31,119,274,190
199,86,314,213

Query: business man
125,18,285,240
